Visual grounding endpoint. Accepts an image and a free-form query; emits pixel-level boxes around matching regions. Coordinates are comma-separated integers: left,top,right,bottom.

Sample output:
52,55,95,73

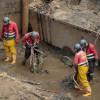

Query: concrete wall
29,10,100,57
0,0,21,32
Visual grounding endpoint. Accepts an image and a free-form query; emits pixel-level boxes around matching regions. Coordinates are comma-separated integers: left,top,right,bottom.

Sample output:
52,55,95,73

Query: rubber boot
83,92,92,97
22,59,27,66
11,54,16,64
90,73,94,82
5,53,11,62
83,87,92,97
5,57,10,62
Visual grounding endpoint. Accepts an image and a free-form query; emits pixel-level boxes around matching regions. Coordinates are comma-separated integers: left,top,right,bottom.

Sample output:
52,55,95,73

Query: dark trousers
87,59,95,82
22,44,39,65
25,47,31,59
25,43,39,59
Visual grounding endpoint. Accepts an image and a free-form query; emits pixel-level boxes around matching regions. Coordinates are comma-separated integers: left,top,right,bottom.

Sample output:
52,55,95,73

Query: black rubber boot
90,73,94,82
87,73,94,82
22,59,26,66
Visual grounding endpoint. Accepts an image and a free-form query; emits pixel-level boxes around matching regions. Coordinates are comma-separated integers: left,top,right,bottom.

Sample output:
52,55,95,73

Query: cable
94,32,100,45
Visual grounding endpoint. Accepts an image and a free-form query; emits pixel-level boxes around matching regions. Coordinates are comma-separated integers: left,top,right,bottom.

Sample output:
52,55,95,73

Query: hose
63,56,82,90
94,32,100,45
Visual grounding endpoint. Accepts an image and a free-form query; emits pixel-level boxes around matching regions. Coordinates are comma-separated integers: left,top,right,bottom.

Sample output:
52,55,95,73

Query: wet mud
0,42,100,100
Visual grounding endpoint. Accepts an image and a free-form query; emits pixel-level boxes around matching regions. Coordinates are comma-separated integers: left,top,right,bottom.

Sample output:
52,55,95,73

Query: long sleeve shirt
22,32,40,45
74,50,88,66
86,43,98,60
1,21,19,40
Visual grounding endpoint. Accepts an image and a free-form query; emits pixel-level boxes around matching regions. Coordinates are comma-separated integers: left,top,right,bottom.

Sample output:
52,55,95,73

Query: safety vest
74,50,88,67
86,43,97,61
78,61,88,66
87,53,95,60
4,32,15,40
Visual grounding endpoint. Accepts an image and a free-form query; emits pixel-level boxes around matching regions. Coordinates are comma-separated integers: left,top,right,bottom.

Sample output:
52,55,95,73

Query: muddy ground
0,42,100,100
0,73,40,100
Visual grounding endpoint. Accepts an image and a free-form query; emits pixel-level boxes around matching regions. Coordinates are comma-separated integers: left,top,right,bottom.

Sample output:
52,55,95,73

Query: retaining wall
29,9,100,57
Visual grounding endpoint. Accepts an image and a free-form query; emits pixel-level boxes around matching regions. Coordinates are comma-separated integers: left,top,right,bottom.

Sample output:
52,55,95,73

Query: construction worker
80,39,98,82
22,31,40,65
0,17,19,64
74,43,91,96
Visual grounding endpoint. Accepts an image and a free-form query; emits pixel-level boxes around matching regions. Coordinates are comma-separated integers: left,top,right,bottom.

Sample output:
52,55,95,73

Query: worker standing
74,43,91,96
0,17,19,64
22,31,40,65
80,39,98,82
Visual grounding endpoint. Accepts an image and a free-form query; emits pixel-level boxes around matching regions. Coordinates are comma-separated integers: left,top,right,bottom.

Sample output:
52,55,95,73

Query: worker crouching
0,17,19,64
74,43,91,96
22,31,40,65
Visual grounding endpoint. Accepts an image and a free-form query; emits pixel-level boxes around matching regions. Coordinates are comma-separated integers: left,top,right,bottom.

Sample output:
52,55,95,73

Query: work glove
95,59,98,67
15,39,19,44
23,45,26,49
25,43,32,48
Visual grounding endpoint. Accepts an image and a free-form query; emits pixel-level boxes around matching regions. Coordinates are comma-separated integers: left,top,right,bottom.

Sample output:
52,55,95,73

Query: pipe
22,0,29,34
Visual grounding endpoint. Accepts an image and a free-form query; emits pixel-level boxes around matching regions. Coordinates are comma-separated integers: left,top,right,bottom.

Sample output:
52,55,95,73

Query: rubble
29,0,100,33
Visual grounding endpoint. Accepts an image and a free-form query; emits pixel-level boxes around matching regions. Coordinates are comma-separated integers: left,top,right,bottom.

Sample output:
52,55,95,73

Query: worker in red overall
80,39,98,82
22,31,40,65
0,17,19,64
74,43,91,96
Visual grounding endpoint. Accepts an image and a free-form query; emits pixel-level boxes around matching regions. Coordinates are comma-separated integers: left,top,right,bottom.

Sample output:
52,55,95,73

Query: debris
0,72,7,77
29,0,100,33
0,72,73,100
22,80,41,85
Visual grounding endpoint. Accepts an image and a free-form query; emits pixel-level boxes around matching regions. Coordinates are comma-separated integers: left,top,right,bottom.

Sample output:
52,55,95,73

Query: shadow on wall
28,23,33,32
61,46,74,57
98,59,100,68
42,0,53,3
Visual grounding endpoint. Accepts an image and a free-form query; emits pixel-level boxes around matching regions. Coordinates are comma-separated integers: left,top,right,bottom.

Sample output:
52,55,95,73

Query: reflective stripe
78,61,88,66
87,53,95,60
88,56,95,60
9,32,15,35
4,32,15,39
7,34,15,38
4,34,15,37
87,53,94,57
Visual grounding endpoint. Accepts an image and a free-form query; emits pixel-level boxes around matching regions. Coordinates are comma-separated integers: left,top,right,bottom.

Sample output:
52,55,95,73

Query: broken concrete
29,0,100,58
29,0,100,33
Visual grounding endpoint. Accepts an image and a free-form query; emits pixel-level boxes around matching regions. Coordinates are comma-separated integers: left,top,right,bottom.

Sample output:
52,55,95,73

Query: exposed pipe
22,0,29,34
42,0,53,4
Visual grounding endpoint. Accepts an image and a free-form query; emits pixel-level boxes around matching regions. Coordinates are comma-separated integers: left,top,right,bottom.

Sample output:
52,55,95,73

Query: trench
28,8,100,100
1,37,100,100
1,0,100,100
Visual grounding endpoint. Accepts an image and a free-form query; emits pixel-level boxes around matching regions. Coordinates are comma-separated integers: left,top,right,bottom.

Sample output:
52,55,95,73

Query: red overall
86,43,98,81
